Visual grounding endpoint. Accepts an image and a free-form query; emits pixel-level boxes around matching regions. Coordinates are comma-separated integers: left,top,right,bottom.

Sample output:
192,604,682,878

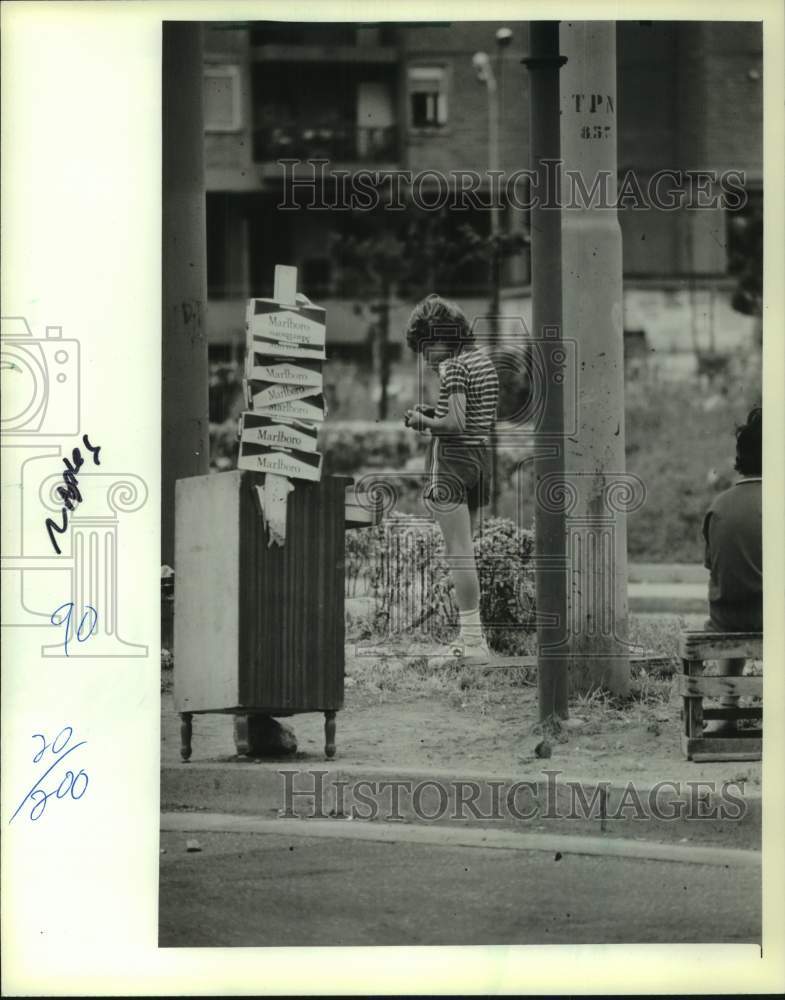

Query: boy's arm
411,359,467,434
416,392,467,435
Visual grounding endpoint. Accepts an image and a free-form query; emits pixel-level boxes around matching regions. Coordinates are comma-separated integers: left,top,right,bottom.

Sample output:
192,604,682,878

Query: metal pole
487,71,500,516
488,73,500,247
162,22,210,568
523,22,569,722
559,21,630,696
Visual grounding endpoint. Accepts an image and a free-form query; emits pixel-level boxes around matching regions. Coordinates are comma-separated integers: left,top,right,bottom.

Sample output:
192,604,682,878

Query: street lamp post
474,29,512,516
523,22,570,724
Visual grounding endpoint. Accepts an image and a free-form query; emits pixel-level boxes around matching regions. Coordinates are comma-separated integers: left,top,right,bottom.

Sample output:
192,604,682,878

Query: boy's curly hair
404,293,472,354
735,405,762,476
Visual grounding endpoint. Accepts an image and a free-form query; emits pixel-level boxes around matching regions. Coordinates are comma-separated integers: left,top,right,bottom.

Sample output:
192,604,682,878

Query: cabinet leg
324,711,336,759
233,715,251,756
180,713,193,762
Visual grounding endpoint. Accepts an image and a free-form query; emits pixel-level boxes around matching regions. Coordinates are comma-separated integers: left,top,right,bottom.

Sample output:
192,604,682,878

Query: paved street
159,827,760,947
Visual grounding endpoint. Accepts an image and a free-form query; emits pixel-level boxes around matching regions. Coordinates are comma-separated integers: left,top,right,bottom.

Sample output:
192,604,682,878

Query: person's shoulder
439,357,469,385
711,479,761,514
464,348,497,375
440,356,468,375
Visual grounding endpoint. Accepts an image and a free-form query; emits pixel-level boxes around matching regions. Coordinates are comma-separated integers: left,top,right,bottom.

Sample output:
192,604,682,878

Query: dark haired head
735,406,762,477
404,293,472,356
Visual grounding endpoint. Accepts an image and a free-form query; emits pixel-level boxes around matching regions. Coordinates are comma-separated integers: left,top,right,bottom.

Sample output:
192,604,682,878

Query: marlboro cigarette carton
237,440,323,482
246,299,326,360
239,412,320,453
247,336,326,363
244,381,328,423
245,354,323,388
243,378,321,408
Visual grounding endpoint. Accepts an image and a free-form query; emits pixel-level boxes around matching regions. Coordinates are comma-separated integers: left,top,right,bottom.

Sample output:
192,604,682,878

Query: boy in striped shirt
403,293,499,664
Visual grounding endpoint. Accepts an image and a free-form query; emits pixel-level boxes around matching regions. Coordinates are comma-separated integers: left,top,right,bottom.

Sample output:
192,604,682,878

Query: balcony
252,44,399,64
250,23,399,62
253,122,398,166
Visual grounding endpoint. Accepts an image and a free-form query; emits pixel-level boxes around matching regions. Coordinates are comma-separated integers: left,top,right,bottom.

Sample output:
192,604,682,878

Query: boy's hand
404,408,428,431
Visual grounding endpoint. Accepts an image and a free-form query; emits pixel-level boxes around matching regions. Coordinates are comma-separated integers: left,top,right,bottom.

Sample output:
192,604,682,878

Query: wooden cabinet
174,470,351,758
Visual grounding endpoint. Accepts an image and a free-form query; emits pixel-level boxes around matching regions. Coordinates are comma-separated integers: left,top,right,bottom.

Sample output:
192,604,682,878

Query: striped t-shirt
434,347,499,444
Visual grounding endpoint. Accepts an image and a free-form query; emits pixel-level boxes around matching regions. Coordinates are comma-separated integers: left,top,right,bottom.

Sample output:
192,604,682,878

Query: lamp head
472,51,491,82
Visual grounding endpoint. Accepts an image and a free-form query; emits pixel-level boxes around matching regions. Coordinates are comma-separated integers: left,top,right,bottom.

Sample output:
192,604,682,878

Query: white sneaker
447,637,491,665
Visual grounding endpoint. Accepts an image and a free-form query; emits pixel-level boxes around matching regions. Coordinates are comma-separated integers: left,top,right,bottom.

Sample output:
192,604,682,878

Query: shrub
320,422,420,475
346,513,536,654
624,376,756,562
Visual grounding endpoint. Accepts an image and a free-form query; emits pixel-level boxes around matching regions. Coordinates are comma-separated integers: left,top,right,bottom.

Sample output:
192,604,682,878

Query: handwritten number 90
50,603,98,656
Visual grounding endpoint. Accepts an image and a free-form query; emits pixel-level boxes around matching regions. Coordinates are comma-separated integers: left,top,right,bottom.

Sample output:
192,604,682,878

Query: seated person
701,406,762,735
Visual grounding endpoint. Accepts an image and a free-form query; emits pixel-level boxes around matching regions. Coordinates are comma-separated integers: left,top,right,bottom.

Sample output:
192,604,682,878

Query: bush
320,422,420,475
624,375,757,562
346,514,536,654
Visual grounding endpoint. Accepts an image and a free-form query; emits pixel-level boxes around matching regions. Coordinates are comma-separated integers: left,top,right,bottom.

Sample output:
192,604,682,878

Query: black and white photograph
160,16,766,948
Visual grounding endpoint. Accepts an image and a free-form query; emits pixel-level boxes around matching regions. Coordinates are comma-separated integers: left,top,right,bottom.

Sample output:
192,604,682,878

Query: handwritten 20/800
10,726,89,823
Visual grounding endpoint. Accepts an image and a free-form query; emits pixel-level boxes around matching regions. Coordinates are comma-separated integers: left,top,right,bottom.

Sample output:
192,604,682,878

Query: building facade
202,20,762,363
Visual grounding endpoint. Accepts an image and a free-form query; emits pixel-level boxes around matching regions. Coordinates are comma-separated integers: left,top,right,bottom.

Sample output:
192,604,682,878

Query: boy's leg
428,444,490,658
433,502,479,611
433,502,488,654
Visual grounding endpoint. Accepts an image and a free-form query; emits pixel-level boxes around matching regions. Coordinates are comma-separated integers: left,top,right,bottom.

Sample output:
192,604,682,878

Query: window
408,66,448,128
204,65,242,132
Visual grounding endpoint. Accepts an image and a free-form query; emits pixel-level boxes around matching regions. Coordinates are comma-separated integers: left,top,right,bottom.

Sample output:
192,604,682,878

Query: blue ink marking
50,603,98,656
10,726,89,823
45,434,102,555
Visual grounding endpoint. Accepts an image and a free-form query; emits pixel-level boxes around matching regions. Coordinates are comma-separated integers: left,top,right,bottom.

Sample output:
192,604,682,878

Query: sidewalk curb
161,811,760,869
162,761,761,851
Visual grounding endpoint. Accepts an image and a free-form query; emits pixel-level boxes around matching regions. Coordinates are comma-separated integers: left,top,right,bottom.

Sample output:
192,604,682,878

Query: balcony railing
253,122,398,164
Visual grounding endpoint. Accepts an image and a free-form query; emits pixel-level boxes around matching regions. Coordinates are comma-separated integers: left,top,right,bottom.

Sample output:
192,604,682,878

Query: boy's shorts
424,437,492,512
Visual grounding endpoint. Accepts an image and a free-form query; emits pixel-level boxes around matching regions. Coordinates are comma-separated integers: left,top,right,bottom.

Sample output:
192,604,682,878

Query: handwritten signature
50,603,98,656
45,434,102,555
10,726,89,823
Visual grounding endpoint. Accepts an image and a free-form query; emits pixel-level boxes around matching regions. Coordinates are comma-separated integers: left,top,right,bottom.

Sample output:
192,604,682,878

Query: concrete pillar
559,21,630,696
162,22,209,568
523,23,570,722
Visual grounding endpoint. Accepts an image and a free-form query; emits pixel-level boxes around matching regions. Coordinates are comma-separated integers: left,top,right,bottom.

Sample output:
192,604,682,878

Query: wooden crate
174,470,351,759
679,630,763,762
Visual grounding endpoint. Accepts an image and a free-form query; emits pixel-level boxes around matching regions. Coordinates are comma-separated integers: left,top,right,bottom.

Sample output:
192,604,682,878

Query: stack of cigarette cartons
238,271,326,482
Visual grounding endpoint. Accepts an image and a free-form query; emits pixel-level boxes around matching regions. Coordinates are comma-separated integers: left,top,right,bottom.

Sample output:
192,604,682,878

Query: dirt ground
161,652,761,790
